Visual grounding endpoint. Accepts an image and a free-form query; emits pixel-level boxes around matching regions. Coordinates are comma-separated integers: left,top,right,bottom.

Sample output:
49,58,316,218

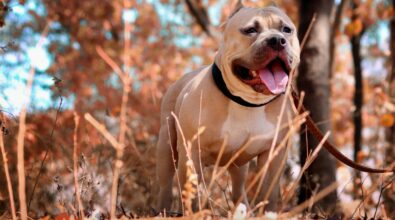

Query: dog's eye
282,26,292,34
243,27,258,34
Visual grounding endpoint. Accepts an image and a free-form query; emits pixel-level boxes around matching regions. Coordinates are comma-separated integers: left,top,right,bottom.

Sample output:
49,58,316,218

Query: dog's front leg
256,147,287,211
228,163,249,207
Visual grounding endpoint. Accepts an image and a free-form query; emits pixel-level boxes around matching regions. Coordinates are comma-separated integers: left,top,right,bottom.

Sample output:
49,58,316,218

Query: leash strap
291,91,393,173
211,63,281,108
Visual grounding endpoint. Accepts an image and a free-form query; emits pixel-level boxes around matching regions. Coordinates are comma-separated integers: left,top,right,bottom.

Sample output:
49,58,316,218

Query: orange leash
291,91,394,173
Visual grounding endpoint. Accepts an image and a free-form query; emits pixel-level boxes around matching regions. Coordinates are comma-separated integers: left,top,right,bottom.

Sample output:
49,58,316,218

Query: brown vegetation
0,0,394,219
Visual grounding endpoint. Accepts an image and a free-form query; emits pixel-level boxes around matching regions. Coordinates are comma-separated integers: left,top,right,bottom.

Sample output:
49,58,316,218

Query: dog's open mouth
232,57,291,94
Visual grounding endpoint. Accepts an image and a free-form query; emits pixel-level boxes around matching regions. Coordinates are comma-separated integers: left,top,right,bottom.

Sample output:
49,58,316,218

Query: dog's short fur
156,4,300,212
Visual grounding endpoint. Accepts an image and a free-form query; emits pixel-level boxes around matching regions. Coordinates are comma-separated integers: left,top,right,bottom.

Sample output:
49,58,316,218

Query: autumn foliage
0,0,394,219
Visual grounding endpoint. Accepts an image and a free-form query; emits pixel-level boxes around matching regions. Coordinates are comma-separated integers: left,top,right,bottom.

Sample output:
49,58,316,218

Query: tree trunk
297,0,338,213
350,1,365,165
384,0,395,217
351,34,363,163
349,1,366,200
184,0,213,37
330,0,349,76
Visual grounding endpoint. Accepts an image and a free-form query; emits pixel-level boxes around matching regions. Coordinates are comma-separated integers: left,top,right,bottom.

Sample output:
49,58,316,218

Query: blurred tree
349,1,366,197
297,0,338,213
330,0,348,74
0,1,11,27
184,0,212,37
384,0,395,216
350,0,365,167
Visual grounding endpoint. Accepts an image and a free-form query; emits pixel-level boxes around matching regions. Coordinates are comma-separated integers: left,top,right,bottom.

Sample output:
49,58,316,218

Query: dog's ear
229,0,244,18
220,0,244,30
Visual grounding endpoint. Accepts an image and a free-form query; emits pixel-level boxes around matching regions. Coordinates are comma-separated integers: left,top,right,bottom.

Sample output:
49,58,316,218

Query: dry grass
281,181,339,218
1,76,392,220
1,9,394,220
72,112,84,219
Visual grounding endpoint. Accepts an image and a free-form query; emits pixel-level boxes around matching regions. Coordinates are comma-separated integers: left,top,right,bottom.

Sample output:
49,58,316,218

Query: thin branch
300,13,317,50
0,117,16,220
16,23,50,220
167,117,185,214
84,113,124,218
110,1,133,217
282,132,331,204
95,46,125,83
374,175,395,218
73,112,84,219
184,0,212,36
28,96,63,210
282,181,339,218
84,113,122,150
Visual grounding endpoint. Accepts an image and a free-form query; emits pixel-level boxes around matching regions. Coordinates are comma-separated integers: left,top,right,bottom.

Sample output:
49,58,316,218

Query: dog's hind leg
156,116,178,213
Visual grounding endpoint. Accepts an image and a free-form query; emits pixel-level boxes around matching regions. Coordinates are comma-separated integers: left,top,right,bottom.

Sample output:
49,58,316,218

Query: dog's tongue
258,60,288,94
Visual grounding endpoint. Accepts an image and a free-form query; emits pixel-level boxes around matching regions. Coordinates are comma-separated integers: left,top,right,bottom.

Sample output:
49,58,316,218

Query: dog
156,3,300,213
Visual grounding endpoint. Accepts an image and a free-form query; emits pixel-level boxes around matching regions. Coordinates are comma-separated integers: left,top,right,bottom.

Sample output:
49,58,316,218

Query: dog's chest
218,103,276,155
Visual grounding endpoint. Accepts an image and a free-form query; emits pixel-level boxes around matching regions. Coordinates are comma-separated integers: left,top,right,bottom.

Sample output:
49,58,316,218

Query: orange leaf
345,19,364,38
357,151,368,162
345,22,354,38
380,113,395,127
352,19,363,36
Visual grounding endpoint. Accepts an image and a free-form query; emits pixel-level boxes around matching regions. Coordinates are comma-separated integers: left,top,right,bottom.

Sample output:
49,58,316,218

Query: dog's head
215,3,300,104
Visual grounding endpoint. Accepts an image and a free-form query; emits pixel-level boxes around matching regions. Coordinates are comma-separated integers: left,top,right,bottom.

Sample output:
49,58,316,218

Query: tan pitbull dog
156,4,300,212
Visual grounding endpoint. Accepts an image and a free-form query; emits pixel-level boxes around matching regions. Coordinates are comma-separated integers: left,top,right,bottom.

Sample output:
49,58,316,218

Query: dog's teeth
251,71,257,77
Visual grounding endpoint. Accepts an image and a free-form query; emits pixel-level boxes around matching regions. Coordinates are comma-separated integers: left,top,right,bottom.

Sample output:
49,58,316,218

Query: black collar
211,63,282,108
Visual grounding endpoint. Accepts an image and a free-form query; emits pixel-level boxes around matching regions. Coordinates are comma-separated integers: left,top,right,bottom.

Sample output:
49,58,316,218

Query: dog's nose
267,36,287,51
